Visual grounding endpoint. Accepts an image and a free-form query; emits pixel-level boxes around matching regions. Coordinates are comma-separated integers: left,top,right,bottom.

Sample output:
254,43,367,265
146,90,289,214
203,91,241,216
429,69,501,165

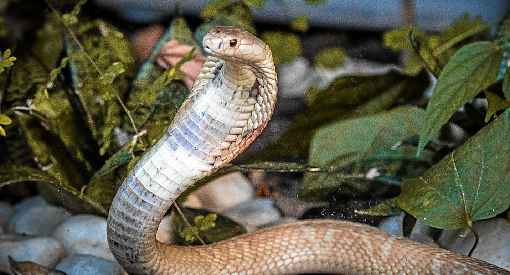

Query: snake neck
107,50,278,274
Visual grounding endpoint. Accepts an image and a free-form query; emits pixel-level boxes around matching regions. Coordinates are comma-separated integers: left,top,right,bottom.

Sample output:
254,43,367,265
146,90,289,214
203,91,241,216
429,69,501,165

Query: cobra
106,26,509,274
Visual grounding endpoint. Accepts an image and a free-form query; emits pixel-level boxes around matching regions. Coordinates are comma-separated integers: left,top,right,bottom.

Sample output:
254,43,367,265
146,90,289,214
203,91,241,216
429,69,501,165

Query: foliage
314,47,347,68
0,49,16,74
383,15,489,76
0,0,509,242
398,110,510,229
0,114,12,136
417,42,502,155
174,208,246,245
290,16,310,32
262,31,302,65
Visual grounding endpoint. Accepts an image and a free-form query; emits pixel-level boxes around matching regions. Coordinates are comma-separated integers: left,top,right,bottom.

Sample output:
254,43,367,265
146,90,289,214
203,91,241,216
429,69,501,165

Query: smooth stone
222,198,282,232
409,220,438,246
184,172,254,213
0,236,65,273
156,214,175,244
0,202,13,229
439,218,510,270
8,198,70,236
56,254,124,275
378,213,405,237
52,215,114,261
278,57,316,98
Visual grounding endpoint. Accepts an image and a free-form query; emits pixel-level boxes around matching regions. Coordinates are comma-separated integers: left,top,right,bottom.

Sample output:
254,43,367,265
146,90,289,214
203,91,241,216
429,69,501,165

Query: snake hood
203,26,269,64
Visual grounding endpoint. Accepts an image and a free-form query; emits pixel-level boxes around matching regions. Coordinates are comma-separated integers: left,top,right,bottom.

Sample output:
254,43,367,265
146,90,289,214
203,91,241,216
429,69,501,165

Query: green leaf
304,0,327,5
99,62,126,85
243,0,265,8
485,91,510,122
314,47,347,69
398,110,510,229
0,126,5,137
0,114,12,125
174,207,246,245
261,31,302,65
61,0,87,26
200,0,231,18
290,15,309,32
433,14,489,57
310,106,425,167
0,48,16,74
248,72,428,161
355,198,401,216
417,41,503,155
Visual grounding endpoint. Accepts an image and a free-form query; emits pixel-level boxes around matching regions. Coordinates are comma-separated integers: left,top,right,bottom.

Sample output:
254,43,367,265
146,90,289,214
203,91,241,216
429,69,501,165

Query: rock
439,218,510,270
409,220,438,246
8,197,70,236
278,57,316,98
13,196,47,212
0,236,65,273
56,254,124,275
0,202,13,230
52,215,114,261
222,198,282,232
184,172,254,213
378,213,405,236
156,214,175,244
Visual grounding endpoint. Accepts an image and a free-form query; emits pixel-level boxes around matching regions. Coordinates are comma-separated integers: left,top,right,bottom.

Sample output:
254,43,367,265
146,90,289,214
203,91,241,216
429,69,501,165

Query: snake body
107,26,509,274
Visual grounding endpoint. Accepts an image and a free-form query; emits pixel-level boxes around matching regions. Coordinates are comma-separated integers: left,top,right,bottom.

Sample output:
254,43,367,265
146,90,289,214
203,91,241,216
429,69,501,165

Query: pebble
409,220,438,246
439,218,510,270
156,214,175,244
8,197,70,236
13,196,47,212
222,198,282,232
0,202,13,230
378,213,405,236
184,172,254,213
0,236,65,273
52,215,114,261
56,254,125,275
278,57,316,98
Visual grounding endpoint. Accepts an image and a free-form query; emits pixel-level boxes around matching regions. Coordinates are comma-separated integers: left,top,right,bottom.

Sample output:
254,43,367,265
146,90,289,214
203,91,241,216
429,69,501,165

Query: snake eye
229,39,237,47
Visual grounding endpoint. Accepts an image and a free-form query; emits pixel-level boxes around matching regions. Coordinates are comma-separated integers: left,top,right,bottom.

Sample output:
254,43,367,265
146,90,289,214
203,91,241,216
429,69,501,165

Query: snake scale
106,26,509,274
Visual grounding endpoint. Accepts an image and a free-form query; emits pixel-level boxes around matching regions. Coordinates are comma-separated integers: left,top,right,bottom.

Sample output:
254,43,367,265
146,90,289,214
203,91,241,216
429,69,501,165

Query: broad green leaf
417,42,503,155
310,106,425,167
314,47,347,69
484,91,510,122
0,126,5,137
290,15,309,32
248,72,428,162
261,32,302,65
399,110,510,229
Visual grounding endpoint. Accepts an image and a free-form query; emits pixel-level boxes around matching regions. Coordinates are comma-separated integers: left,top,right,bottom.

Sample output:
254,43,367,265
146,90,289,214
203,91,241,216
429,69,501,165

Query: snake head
203,26,268,64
